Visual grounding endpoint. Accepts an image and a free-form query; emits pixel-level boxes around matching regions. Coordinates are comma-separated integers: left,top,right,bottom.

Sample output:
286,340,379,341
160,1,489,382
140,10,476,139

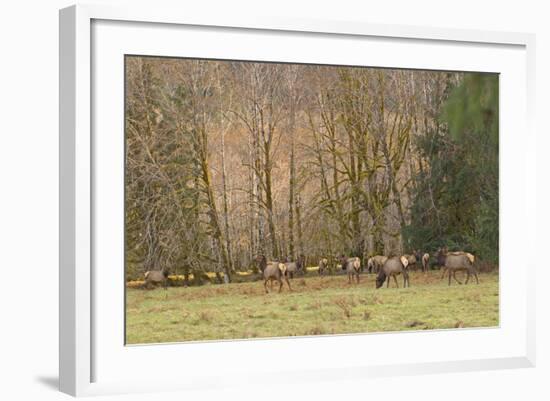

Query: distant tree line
125,56,499,281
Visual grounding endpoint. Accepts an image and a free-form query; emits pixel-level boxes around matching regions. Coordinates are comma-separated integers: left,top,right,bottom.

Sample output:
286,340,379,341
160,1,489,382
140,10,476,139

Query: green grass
126,270,499,344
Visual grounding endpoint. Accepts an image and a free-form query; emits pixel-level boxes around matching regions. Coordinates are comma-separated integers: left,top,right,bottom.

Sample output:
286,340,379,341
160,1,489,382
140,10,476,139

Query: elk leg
441,268,447,280
453,271,462,285
356,272,360,284
264,279,269,294
278,278,283,293
448,270,452,286
285,276,292,291
465,272,470,284
474,271,479,284
387,276,391,288
393,275,399,288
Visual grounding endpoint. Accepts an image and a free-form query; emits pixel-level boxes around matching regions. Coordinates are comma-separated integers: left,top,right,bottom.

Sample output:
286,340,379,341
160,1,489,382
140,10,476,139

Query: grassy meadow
126,270,499,344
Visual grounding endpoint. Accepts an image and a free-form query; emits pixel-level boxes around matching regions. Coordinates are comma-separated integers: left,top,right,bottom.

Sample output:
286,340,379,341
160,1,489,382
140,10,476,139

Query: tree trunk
288,93,297,260
264,152,279,260
218,67,234,274
196,129,232,282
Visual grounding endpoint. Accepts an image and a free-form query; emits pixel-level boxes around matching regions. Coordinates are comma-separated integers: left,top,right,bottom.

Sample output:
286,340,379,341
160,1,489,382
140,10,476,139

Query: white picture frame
59,4,536,397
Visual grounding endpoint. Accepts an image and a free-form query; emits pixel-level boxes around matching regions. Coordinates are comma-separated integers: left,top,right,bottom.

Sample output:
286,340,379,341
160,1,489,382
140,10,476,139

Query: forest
124,56,499,283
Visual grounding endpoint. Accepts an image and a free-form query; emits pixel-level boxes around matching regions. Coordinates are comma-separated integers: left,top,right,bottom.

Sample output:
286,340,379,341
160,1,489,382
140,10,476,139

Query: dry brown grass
198,310,214,322
308,324,327,335
307,300,322,310
334,296,352,318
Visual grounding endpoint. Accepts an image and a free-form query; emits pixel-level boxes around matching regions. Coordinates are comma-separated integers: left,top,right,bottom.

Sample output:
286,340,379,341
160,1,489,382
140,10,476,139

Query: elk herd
142,247,480,293
255,246,479,293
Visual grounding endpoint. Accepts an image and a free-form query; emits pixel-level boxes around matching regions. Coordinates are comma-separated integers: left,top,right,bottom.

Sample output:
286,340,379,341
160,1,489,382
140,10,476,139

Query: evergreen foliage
404,74,498,264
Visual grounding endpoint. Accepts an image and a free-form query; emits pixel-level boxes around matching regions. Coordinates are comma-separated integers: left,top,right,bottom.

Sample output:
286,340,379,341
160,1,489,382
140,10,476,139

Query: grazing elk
375,256,410,288
144,269,170,290
318,258,329,276
263,261,292,293
339,255,361,284
436,248,479,286
367,255,388,274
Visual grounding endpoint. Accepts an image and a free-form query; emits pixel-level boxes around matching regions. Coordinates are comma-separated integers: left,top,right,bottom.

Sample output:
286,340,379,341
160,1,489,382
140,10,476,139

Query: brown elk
403,253,418,270
280,254,306,279
144,269,170,290
436,248,479,286
375,256,410,288
263,261,292,293
284,261,298,279
339,255,361,284
318,258,329,276
367,255,388,274
421,253,430,272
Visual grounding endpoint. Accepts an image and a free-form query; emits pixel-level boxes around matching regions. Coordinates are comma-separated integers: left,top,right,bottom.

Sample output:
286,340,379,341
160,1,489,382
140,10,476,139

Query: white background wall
0,0,547,400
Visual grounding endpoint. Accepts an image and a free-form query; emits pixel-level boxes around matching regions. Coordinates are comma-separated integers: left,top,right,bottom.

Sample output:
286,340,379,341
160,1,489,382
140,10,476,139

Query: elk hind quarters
278,263,287,276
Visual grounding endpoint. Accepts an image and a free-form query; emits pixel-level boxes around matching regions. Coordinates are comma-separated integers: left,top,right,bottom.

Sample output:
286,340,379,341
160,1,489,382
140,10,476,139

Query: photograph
124,56,499,344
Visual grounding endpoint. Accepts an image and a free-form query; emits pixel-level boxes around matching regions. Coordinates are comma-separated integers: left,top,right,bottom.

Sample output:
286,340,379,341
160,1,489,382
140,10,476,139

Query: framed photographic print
59,4,536,396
